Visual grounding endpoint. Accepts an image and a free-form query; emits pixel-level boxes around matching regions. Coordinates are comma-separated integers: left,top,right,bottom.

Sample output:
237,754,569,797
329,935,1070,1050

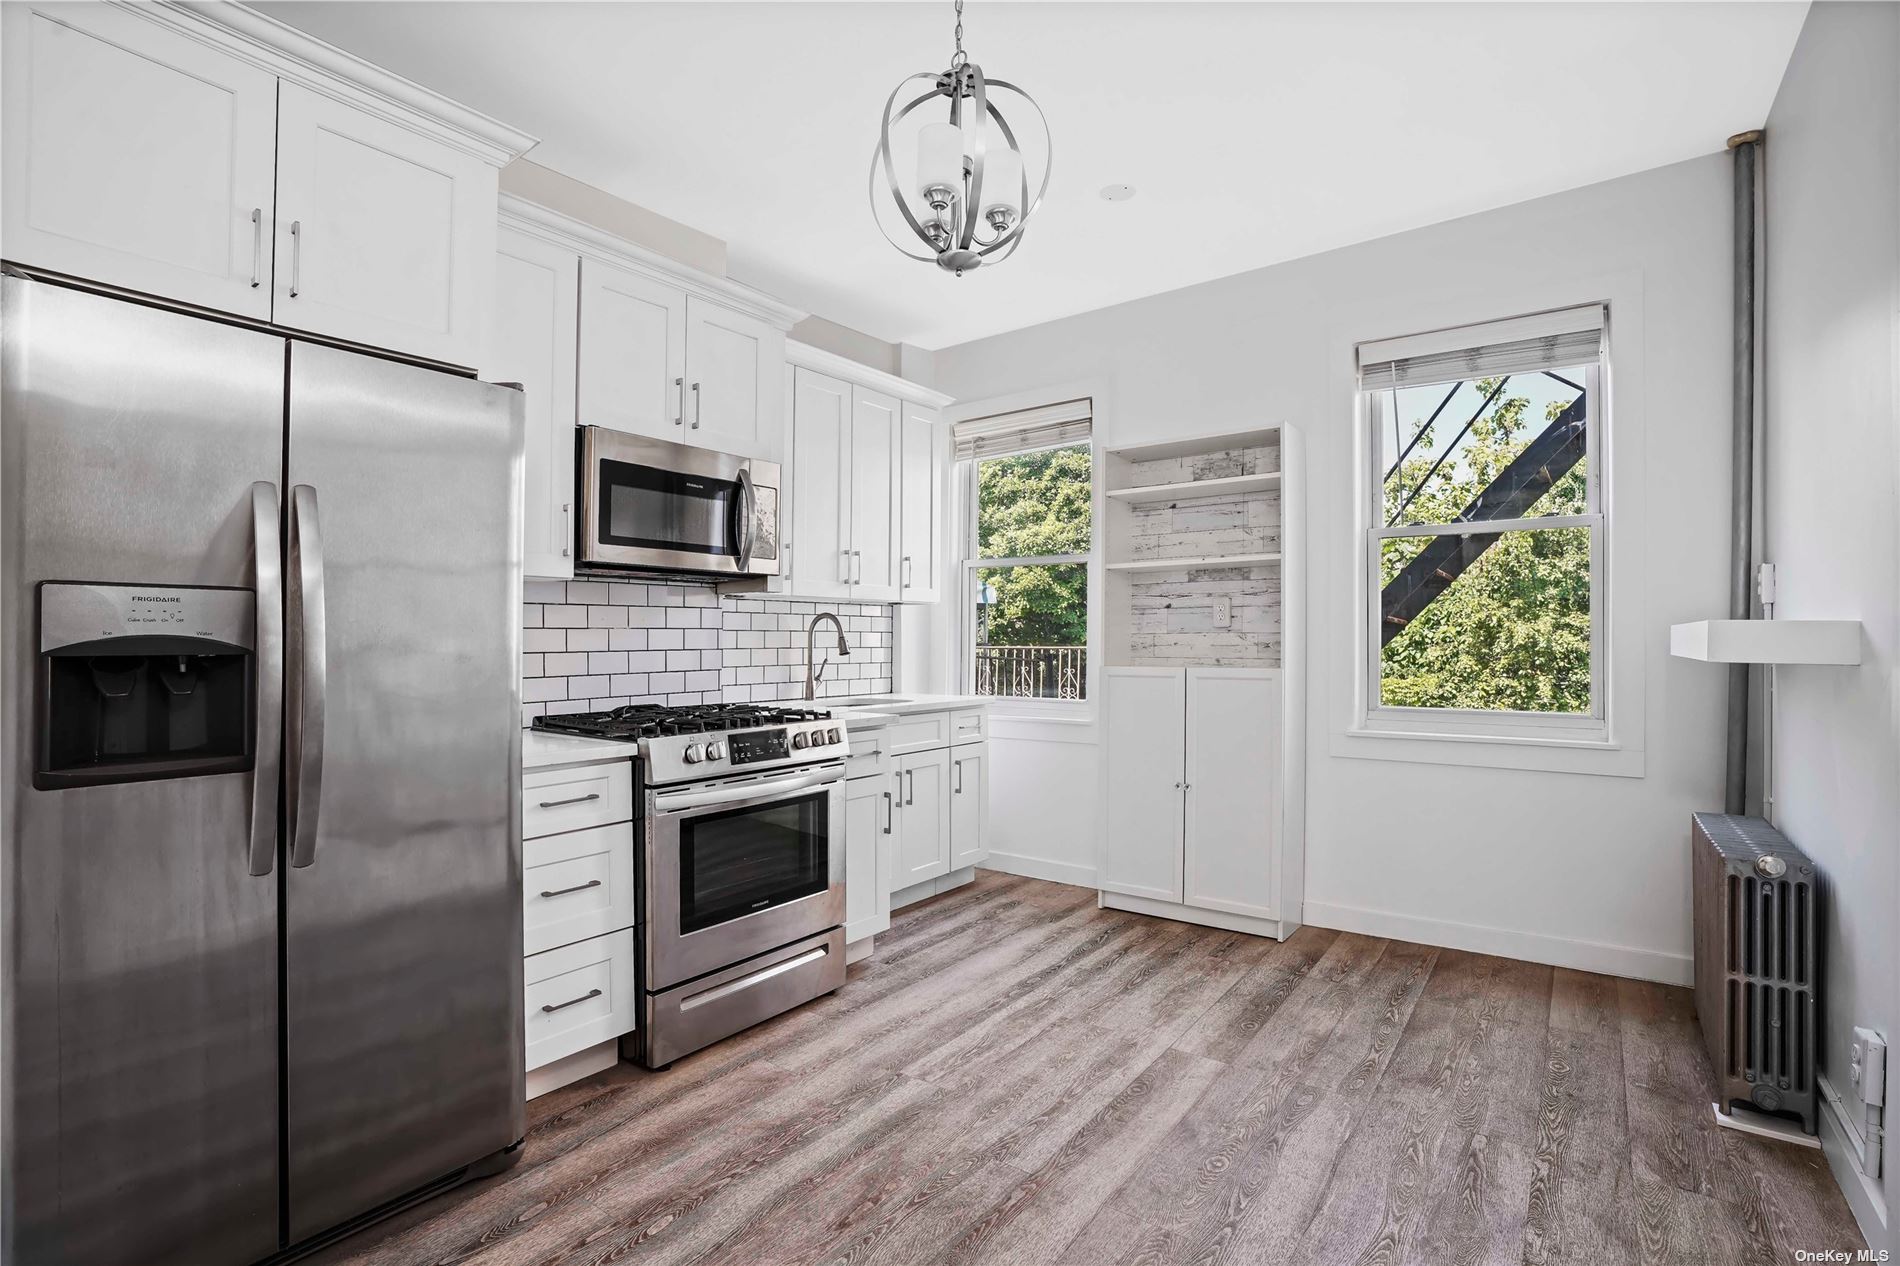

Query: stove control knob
705,740,726,761
682,743,704,764
791,731,810,750
827,727,842,744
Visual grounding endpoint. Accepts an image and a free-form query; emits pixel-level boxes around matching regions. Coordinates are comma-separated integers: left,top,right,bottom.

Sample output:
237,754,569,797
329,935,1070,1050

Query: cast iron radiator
1691,812,1820,1133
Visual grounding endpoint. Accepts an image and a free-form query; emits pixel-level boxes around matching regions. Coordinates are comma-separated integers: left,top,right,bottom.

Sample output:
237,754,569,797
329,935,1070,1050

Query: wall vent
1692,812,1820,1132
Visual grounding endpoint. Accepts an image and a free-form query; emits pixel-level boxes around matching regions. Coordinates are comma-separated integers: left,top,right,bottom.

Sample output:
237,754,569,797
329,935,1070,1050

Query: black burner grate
532,702,833,741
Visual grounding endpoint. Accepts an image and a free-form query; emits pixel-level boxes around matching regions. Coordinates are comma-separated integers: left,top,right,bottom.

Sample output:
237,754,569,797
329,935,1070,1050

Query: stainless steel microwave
577,426,780,578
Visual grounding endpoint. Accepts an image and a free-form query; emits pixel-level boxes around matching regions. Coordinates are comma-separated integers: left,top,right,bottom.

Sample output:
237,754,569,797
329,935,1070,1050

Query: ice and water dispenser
35,581,256,789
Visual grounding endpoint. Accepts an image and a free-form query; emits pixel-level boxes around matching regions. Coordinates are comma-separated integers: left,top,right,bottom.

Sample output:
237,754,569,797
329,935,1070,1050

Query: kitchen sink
827,695,913,707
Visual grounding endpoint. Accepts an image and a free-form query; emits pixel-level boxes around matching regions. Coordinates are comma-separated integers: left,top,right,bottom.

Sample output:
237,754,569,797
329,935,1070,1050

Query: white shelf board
1669,619,1861,665
1106,552,1282,572
1105,472,1282,504
1107,428,1279,463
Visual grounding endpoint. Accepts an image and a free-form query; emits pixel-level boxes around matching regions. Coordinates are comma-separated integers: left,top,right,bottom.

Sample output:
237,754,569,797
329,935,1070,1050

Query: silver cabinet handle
883,790,893,835
561,502,572,558
249,208,263,289
539,878,603,899
248,482,283,877
852,550,863,584
287,485,327,868
1174,781,1184,790
674,377,685,426
537,791,600,809
902,556,912,589
906,768,915,806
691,381,701,429
954,759,963,795
541,988,602,1014
841,551,852,585
288,220,302,298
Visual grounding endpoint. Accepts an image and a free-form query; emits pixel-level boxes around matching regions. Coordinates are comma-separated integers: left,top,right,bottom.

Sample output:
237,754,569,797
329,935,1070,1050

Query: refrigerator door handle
287,484,328,868
248,482,283,877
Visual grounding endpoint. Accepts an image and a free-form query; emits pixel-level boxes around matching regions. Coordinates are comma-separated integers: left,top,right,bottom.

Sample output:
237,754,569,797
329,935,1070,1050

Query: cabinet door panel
850,387,901,601
493,229,579,579
789,368,852,600
845,778,891,943
948,748,987,870
1103,670,1185,902
2,3,277,320
894,750,950,885
685,297,782,460
1184,669,1278,920
273,82,495,367
577,259,687,441
899,405,943,603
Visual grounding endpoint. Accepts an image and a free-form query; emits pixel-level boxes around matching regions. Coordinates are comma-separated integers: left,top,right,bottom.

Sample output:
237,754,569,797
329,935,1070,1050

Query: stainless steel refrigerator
1,273,527,1265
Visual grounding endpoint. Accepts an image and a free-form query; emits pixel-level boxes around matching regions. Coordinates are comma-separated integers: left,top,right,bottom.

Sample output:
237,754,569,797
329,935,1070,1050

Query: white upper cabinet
492,227,580,580
685,297,784,461
850,388,902,601
577,258,688,442
1,3,279,320
0,3,531,367
899,405,944,603
272,82,497,368
789,369,852,599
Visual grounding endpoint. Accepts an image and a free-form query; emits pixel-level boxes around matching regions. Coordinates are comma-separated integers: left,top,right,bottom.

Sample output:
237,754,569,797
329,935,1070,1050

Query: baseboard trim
979,852,1096,889
1101,891,1292,940
526,1038,619,1100
1303,899,1692,986
1818,1073,1889,1250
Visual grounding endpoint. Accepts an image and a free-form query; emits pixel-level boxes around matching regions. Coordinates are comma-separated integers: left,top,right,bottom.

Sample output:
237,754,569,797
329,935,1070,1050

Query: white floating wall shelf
1669,619,1861,665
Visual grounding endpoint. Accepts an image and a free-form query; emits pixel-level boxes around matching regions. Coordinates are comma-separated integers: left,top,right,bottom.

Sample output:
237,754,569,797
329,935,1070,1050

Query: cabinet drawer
950,709,986,746
523,823,636,955
522,761,632,839
881,712,951,756
524,929,636,1071
843,734,891,780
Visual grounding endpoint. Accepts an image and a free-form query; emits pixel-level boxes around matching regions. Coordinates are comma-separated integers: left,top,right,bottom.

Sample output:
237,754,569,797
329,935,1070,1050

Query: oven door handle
652,766,843,814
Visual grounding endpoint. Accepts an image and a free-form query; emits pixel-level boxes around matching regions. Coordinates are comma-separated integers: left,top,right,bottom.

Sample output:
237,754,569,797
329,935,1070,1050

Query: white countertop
825,694,989,729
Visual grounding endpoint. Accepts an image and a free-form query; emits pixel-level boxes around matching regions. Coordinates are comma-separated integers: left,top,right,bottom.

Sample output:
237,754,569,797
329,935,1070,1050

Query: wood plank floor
314,873,1865,1266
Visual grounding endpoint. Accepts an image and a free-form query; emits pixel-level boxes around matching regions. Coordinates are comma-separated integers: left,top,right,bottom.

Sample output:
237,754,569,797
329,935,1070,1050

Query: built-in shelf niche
1103,428,1292,669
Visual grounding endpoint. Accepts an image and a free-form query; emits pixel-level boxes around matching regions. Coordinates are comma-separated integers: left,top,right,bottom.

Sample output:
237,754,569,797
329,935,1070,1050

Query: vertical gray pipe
1725,130,1762,815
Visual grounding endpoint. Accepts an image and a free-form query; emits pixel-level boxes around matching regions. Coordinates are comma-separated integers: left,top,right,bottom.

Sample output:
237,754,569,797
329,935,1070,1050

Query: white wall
932,153,1744,984
1761,1,1900,1247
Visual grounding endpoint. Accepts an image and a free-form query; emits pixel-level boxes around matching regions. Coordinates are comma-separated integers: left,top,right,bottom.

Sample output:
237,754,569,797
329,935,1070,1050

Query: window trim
958,436,1095,711
1359,354,1609,746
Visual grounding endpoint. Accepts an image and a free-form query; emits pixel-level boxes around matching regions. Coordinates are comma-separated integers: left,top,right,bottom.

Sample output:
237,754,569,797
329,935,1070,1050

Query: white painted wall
932,153,1745,984
1760,1,1900,1247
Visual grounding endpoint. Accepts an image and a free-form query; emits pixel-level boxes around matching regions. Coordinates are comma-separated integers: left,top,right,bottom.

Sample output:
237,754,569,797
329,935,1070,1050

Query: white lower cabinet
523,929,638,1071
893,747,951,886
948,748,988,870
844,774,893,943
1103,667,1287,930
523,823,636,956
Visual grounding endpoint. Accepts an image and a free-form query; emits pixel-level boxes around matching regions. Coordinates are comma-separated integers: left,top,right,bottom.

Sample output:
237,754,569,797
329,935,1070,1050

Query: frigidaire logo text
132,595,181,603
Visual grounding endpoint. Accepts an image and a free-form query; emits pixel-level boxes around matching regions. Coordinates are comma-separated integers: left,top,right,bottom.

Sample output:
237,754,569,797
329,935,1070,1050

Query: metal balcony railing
974,644,1087,700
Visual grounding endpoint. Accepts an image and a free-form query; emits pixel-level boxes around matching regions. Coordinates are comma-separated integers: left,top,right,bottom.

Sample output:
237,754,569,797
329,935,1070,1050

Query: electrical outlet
1850,1027,1887,1108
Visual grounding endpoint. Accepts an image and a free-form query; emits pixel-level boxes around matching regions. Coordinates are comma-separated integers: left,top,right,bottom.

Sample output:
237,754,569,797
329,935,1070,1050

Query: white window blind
1358,305,1605,391
953,398,1092,461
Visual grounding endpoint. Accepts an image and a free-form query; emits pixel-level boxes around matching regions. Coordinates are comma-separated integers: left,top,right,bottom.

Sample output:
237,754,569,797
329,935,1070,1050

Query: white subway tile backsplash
517,583,898,722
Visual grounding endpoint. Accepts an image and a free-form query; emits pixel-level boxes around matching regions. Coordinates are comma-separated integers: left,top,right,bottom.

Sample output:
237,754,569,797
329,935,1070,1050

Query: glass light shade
981,146,1023,217
916,121,964,199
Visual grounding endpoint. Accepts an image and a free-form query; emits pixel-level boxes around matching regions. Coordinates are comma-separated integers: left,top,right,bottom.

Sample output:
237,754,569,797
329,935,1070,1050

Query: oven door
644,763,844,990
579,426,780,576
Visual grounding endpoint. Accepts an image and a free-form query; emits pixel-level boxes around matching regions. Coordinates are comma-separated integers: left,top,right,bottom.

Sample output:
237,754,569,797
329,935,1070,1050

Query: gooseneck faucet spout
805,612,851,701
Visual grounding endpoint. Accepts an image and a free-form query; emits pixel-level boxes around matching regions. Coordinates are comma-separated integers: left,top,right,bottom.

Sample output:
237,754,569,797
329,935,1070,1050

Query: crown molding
499,194,808,331
144,2,537,166
785,340,954,408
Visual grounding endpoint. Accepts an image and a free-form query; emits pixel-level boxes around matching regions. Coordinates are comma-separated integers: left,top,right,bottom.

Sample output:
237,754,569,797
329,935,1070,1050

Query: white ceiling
255,2,1807,350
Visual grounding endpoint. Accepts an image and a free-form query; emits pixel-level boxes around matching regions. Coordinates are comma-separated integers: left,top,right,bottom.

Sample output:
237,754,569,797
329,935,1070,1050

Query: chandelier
870,0,1051,276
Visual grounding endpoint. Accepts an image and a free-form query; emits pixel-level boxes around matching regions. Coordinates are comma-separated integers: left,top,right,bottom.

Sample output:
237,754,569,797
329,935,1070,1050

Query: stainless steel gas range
533,704,849,1067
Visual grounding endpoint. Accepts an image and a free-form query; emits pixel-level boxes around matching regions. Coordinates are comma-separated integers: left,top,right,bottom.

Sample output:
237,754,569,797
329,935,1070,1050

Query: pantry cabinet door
273,81,496,367
1,2,277,320
577,258,688,442
898,405,944,603
789,368,852,600
1183,668,1278,920
1102,669,1186,903
849,387,902,602
492,229,580,579
684,297,784,461
948,748,988,870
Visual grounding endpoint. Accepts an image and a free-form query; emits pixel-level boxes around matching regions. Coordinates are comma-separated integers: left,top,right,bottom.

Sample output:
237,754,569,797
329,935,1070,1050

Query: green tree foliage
976,445,1091,646
1379,378,1592,712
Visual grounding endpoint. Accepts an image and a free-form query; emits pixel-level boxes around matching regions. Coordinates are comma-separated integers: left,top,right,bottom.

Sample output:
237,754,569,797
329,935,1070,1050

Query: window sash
1363,362,1605,731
